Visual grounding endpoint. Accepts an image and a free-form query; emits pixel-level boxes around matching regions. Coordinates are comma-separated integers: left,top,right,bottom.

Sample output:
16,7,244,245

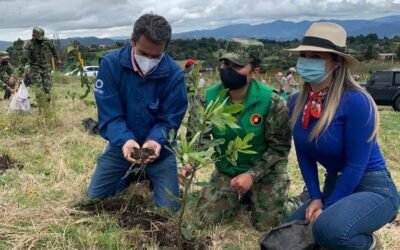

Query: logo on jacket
250,114,263,126
94,79,104,95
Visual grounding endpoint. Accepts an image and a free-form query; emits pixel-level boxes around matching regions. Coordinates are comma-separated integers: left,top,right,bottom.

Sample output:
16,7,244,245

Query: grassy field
0,74,399,249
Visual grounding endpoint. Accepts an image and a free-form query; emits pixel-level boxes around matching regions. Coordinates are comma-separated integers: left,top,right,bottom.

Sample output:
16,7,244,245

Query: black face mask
1,60,8,65
220,67,248,90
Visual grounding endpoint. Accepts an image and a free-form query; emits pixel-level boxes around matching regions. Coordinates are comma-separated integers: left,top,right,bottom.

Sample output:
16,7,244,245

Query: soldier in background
19,27,60,107
0,51,15,100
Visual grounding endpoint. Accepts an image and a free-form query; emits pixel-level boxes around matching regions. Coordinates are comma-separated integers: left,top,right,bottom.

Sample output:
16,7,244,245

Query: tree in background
364,44,376,60
6,38,24,66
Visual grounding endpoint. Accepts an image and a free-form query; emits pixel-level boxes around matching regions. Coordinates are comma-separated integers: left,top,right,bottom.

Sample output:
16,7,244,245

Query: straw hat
288,22,358,67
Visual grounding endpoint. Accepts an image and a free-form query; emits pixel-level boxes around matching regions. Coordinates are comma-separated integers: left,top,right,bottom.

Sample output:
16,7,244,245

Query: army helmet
32,27,45,40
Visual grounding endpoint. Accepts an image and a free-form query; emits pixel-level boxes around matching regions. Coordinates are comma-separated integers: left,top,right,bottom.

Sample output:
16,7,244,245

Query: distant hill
58,36,117,48
0,41,12,51
173,15,400,40
1,15,400,51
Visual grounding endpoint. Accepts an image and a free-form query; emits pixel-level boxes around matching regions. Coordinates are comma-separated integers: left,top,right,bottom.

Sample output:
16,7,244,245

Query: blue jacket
94,45,188,161
289,90,385,209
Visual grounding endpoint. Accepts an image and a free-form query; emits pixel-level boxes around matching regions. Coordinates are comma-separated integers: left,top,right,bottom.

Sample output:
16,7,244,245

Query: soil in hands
130,147,155,164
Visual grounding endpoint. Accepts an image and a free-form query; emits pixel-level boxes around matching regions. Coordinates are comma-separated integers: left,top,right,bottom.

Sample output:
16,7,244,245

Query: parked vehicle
199,67,213,73
365,70,400,111
64,66,99,77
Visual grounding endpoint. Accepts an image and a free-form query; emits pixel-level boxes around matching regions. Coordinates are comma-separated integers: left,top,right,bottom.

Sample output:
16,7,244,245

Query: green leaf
165,188,181,204
225,121,241,129
238,150,257,154
223,103,243,114
181,226,194,241
188,221,204,230
188,131,201,149
211,118,226,131
193,181,209,187
182,154,189,164
67,46,77,55
243,133,255,144
233,150,238,161
226,156,237,166
187,151,212,164
205,138,225,148
234,136,243,147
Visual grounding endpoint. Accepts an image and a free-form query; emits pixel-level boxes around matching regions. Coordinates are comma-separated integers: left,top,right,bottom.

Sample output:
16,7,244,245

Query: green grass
0,73,399,249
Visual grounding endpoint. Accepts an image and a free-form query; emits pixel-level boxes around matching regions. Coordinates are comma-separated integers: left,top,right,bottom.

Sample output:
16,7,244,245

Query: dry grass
0,74,399,249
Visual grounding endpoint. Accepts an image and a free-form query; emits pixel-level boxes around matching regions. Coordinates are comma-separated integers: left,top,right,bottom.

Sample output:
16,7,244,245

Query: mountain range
1,15,400,51
173,15,400,40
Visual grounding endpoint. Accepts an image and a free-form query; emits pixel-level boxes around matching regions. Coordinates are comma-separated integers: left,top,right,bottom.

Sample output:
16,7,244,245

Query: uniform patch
250,114,263,126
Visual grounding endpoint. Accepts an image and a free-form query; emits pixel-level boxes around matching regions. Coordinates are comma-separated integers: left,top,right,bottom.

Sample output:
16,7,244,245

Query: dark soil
75,195,211,249
0,154,23,173
130,148,155,163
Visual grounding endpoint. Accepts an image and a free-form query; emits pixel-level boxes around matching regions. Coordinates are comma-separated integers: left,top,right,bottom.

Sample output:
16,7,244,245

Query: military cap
219,38,264,66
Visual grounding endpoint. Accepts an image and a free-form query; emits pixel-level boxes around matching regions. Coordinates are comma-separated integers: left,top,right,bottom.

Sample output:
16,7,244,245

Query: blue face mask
296,57,329,84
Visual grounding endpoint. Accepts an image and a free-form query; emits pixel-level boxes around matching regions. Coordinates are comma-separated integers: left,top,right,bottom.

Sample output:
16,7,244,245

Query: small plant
65,45,95,106
167,64,256,249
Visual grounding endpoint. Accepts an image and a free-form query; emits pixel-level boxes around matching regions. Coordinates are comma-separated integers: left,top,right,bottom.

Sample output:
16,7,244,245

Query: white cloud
0,0,399,41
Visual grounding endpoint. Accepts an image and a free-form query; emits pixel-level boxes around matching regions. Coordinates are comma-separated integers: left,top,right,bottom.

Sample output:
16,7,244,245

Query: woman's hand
306,199,323,224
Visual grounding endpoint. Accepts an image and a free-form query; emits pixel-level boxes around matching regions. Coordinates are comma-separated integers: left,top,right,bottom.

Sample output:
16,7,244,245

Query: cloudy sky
0,0,400,41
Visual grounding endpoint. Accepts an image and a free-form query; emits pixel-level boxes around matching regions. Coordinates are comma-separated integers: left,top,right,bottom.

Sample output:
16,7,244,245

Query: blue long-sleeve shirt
94,45,188,161
289,90,386,209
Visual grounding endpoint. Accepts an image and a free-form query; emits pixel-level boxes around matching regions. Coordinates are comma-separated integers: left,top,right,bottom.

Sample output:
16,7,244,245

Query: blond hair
290,62,379,142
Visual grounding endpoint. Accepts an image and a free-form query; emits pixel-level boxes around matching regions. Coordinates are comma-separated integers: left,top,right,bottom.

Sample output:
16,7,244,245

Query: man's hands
122,139,161,165
142,139,161,164
8,76,15,85
122,139,141,164
230,173,254,195
306,199,323,224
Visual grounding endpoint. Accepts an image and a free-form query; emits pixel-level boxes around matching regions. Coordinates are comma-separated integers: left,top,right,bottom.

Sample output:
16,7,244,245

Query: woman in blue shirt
285,22,399,250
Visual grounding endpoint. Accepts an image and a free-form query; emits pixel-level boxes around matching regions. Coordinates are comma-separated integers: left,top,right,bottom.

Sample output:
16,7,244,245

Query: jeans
87,144,179,210
285,169,400,250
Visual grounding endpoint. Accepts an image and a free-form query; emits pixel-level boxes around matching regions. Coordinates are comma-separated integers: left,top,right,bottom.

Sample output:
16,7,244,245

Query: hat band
302,36,345,53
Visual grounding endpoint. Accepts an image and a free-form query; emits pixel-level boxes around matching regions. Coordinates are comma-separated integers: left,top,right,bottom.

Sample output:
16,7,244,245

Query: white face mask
134,49,163,75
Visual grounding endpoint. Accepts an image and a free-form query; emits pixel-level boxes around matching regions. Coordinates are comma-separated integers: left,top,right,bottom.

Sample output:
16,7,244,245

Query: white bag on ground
8,81,31,113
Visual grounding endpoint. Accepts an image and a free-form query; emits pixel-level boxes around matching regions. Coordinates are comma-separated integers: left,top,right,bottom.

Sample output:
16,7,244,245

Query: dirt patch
75,195,211,249
0,154,23,173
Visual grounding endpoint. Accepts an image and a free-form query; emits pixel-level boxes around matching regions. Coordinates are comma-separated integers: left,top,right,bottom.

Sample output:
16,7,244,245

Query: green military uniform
0,51,14,99
198,43,301,231
19,27,59,105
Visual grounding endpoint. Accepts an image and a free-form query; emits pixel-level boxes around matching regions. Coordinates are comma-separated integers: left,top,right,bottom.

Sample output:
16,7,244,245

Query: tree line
5,34,400,73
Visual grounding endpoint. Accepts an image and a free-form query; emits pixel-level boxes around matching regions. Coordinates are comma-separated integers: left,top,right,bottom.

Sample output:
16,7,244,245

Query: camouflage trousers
31,67,52,94
198,170,302,231
4,82,15,100
31,68,53,112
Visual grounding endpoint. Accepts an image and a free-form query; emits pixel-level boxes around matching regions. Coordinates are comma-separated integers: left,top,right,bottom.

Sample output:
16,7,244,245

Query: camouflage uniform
0,51,14,99
19,27,59,100
199,41,302,232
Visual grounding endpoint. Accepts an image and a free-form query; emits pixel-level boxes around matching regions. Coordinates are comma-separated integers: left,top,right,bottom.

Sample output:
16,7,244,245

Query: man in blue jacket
87,14,188,210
